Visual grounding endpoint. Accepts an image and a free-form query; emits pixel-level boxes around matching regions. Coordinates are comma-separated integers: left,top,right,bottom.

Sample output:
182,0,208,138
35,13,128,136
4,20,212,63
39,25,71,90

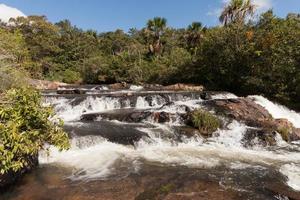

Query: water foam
40,120,300,183
45,96,122,121
280,163,300,191
130,85,143,91
250,95,300,128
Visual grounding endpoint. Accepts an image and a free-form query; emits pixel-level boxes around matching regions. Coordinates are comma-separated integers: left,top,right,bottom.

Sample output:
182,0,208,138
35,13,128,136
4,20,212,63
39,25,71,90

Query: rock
64,121,148,145
0,155,38,189
28,79,69,90
204,98,300,142
243,129,277,146
109,82,128,90
143,84,164,90
57,89,86,95
151,112,172,123
200,92,212,100
173,126,202,138
205,98,272,127
163,83,204,92
81,109,177,124
81,108,152,123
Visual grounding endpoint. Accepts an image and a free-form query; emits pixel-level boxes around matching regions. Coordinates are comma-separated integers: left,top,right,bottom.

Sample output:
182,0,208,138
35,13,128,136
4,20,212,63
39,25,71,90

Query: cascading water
3,87,300,200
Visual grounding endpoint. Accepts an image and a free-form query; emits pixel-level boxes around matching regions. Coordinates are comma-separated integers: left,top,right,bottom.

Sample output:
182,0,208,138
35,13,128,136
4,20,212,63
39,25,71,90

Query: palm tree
185,22,204,55
219,0,256,25
146,17,167,55
187,22,203,32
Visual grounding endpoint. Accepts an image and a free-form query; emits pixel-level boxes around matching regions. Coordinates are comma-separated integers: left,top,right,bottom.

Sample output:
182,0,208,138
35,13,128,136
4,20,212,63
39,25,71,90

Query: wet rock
81,108,178,124
204,98,300,142
57,89,86,95
152,112,172,123
243,128,277,146
205,98,272,127
64,121,147,145
173,126,201,138
0,155,38,190
81,108,152,123
200,91,212,100
163,83,204,92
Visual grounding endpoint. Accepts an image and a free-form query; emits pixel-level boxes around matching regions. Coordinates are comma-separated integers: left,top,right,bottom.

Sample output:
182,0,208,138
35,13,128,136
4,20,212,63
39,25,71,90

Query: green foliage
0,87,70,174
0,28,30,92
0,11,299,109
277,127,290,142
192,109,220,135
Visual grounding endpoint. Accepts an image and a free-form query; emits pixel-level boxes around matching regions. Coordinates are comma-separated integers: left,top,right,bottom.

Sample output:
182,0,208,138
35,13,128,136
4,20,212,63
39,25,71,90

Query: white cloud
0,4,26,23
252,0,273,11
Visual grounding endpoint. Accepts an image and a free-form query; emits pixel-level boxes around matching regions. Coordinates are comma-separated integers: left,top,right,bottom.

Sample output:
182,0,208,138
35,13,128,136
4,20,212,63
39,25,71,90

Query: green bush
0,87,70,174
277,127,290,142
62,69,82,84
192,109,220,135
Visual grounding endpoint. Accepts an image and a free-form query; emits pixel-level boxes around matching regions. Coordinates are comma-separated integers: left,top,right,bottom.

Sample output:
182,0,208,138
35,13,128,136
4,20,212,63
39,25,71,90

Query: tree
219,0,256,25
0,28,30,92
146,17,167,55
185,22,205,55
9,16,61,78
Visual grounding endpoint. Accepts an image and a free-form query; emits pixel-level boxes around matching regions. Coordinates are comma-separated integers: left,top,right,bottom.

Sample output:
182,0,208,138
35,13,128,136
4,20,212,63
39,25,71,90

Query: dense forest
0,3,299,109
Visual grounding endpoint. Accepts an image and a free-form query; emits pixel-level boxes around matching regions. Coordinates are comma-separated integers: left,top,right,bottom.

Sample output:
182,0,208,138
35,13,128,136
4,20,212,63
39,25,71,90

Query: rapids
2,86,300,200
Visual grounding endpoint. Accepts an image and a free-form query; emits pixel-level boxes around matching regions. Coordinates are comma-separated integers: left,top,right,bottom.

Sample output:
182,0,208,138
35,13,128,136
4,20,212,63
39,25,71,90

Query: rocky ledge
204,97,300,143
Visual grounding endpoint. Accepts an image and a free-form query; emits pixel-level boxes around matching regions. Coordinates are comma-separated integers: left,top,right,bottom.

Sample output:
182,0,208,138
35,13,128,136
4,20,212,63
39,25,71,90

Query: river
1,85,300,200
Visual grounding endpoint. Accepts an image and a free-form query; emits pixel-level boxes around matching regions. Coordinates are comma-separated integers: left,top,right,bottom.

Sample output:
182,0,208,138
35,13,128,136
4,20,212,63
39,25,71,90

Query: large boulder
81,108,177,124
204,98,300,142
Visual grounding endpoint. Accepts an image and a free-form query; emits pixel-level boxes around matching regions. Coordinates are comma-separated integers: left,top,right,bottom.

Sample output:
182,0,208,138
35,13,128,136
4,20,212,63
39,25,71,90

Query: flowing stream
1,86,300,200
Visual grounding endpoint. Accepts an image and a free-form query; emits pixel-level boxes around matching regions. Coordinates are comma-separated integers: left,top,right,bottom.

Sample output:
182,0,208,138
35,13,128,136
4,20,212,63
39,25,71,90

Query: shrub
277,127,290,142
0,87,70,174
192,109,220,135
62,69,82,84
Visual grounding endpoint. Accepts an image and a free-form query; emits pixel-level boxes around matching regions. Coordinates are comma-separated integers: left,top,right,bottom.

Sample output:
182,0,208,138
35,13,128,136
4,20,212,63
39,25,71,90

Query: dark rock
243,128,277,146
173,126,201,138
200,92,212,100
152,112,172,123
64,121,148,145
57,89,86,95
81,108,152,123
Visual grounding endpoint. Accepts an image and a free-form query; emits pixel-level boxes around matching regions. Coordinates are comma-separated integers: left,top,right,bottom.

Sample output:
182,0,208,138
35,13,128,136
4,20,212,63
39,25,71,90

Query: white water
250,95,300,128
41,91,300,191
129,85,144,91
211,92,238,99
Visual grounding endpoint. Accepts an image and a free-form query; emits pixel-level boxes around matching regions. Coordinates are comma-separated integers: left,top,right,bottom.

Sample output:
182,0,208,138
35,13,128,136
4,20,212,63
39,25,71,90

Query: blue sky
0,0,299,32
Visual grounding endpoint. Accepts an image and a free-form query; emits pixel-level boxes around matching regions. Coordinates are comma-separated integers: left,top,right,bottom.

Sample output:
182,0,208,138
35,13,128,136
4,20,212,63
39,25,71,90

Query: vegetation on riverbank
0,87,70,174
0,0,299,110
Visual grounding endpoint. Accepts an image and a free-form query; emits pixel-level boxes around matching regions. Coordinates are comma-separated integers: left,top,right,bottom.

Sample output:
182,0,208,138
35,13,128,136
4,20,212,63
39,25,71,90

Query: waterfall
39,89,300,192
250,95,300,128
